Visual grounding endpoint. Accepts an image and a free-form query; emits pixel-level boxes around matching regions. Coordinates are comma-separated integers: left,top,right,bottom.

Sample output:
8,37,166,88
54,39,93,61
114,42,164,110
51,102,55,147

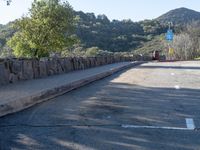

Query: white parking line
121,124,194,131
171,73,175,76
174,85,180,89
186,118,195,130
121,119,196,130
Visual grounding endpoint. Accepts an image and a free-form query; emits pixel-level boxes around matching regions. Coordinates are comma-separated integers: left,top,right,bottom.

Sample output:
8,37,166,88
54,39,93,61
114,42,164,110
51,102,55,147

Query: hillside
0,11,166,55
133,35,165,55
0,22,15,49
1,7,200,57
74,11,167,52
157,7,200,25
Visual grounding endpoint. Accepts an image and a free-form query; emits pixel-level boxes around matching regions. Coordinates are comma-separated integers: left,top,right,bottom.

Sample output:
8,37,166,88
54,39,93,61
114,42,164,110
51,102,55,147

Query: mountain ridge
156,7,200,25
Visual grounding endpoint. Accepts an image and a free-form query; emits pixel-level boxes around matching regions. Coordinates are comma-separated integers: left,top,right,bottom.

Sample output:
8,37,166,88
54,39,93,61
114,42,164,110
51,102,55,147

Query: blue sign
166,29,174,41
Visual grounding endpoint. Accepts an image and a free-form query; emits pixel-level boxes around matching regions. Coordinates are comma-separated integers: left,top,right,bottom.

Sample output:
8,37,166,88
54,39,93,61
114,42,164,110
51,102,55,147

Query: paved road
0,61,200,150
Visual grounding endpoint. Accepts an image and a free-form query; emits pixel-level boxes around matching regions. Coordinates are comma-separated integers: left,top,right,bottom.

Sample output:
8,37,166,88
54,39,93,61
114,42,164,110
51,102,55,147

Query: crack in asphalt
0,123,122,128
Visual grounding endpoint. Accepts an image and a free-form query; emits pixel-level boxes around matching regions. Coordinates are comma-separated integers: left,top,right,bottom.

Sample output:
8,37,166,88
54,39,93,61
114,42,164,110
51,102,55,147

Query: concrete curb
0,61,144,117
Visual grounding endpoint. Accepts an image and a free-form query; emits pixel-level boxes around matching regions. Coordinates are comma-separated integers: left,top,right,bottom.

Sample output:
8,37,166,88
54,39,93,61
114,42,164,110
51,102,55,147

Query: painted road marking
121,119,196,131
174,85,180,89
186,118,195,130
171,73,175,76
121,124,194,131
0,123,196,131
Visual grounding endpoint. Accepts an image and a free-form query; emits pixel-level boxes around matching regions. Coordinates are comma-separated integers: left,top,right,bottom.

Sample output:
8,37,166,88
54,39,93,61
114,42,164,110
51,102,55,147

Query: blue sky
0,0,200,24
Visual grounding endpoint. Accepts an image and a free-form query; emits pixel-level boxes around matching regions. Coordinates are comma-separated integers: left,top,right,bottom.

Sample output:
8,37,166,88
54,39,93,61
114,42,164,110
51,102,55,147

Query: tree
1,0,11,5
7,0,77,58
169,22,200,60
171,33,194,60
85,47,100,57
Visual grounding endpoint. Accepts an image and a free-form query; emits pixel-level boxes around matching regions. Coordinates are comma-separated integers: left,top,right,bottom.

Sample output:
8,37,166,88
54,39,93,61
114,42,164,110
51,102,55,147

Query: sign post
165,22,174,60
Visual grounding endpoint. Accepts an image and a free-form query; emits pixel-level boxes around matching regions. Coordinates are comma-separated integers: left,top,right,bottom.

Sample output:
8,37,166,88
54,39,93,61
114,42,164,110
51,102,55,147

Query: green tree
7,0,76,58
85,47,100,57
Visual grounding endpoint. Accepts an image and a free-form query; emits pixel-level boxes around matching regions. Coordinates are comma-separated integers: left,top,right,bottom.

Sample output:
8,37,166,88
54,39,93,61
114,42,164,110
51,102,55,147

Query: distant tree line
75,11,167,52
0,0,168,58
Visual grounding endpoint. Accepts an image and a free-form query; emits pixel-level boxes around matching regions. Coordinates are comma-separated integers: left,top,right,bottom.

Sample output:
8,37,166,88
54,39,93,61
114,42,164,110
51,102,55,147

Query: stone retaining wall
0,55,149,85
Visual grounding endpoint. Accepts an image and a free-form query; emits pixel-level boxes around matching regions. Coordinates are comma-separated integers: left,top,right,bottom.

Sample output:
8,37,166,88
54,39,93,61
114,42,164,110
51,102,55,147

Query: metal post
167,22,173,60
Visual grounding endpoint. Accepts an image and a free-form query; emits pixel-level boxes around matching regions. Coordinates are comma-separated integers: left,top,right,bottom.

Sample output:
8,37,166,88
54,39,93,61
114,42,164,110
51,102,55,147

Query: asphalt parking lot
0,61,200,150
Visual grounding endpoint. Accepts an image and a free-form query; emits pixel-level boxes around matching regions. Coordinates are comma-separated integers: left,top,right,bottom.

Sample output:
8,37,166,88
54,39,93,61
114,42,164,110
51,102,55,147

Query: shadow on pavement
0,68,200,150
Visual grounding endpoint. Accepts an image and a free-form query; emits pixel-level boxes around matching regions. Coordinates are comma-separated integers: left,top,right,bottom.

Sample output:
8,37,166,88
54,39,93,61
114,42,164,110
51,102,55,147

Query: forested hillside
1,7,200,57
0,23,14,46
75,11,167,52
0,11,167,56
